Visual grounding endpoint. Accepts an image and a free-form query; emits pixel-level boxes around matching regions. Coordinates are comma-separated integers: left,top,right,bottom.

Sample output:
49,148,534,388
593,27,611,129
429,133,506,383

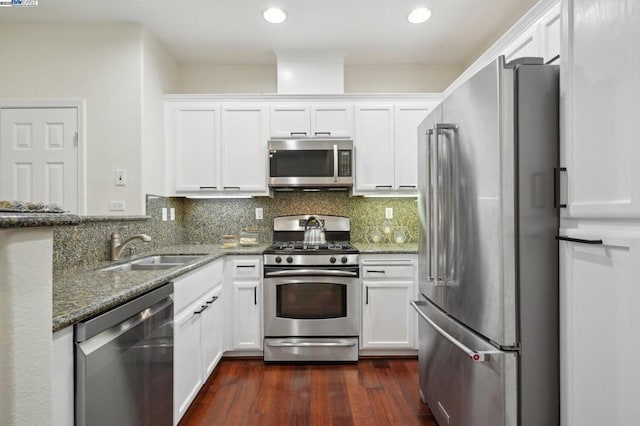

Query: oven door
263,268,360,337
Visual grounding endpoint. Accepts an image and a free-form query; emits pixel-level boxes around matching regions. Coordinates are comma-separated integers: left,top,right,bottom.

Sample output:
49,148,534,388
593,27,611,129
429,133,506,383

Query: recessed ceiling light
407,7,432,24
263,7,287,24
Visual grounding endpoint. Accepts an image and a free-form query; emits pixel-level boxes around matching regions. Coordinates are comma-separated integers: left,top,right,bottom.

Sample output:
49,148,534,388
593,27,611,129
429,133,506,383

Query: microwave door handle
333,144,338,182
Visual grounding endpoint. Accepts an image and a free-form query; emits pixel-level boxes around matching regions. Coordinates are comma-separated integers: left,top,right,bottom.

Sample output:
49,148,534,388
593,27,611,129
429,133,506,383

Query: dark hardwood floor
180,358,437,426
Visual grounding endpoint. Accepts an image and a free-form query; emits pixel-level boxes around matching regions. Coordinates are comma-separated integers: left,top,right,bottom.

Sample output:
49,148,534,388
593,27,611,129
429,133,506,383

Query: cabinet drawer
362,263,414,279
231,259,260,278
174,260,223,313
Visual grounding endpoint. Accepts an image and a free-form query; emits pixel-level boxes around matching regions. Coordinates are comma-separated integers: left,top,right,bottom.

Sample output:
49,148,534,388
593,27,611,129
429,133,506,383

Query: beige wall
175,63,461,94
141,29,179,198
0,24,178,215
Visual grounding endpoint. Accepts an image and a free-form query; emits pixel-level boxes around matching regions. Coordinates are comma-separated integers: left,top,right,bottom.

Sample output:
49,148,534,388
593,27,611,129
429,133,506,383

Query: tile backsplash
53,193,417,270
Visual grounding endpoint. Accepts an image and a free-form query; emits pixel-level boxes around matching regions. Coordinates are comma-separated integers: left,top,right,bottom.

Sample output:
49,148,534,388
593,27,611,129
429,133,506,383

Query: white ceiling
0,0,540,65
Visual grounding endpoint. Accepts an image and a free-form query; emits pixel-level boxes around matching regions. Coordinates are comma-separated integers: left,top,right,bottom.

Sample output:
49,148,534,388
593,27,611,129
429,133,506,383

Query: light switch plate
161,207,168,221
256,207,263,220
385,207,393,219
169,208,175,221
115,169,126,186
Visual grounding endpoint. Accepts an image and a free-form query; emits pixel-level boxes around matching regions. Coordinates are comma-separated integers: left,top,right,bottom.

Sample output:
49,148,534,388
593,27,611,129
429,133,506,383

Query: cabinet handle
290,132,307,136
194,305,208,315
556,236,603,245
199,186,217,190
399,185,416,189
237,265,256,269
366,269,386,274
254,287,257,305
314,132,331,136
205,296,218,304
365,286,369,304
223,186,240,190
375,185,392,189
554,167,567,208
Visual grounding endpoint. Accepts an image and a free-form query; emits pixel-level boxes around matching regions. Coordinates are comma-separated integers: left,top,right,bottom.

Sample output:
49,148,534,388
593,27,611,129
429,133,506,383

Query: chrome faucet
110,233,151,261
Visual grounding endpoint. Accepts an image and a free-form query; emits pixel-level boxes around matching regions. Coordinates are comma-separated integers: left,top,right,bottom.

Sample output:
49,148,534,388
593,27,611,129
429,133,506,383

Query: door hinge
73,132,79,147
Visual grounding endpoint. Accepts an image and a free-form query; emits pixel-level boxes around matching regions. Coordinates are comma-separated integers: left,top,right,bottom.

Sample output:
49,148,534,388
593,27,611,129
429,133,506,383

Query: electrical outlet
115,169,127,186
385,207,393,219
255,207,263,220
162,207,168,221
169,208,175,221
110,201,126,211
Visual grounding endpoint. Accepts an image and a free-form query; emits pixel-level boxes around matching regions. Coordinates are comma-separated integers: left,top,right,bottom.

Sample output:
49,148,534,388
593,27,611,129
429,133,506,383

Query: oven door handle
264,269,358,277
267,340,357,348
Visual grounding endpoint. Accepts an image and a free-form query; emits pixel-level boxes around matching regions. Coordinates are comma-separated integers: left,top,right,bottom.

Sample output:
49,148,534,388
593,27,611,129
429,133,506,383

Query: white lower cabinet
225,256,263,352
360,255,418,352
173,260,223,425
560,228,640,426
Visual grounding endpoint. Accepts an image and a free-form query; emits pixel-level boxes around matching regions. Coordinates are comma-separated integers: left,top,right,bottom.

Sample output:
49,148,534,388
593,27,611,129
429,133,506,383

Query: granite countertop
52,243,268,332
0,212,81,228
353,242,418,254
53,242,417,332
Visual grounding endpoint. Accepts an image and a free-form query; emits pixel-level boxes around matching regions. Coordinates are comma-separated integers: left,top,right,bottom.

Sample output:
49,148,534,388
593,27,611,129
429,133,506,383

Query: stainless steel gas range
263,215,360,362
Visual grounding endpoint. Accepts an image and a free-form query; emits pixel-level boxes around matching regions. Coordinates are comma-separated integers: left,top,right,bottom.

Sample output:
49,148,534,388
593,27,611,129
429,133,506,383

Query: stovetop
263,241,359,267
264,240,358,254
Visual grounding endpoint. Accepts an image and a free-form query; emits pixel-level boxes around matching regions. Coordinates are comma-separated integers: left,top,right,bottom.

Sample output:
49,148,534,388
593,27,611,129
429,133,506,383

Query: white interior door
0,107,78,213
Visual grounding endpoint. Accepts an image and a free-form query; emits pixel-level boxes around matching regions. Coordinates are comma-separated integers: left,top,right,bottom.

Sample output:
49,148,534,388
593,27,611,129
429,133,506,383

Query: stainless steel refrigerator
412,56,559,426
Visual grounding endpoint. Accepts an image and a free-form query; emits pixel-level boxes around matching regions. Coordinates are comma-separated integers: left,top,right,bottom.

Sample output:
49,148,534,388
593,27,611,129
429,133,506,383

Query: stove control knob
275,256,282,264
286,256,294,264
330,256,337,264
341,256,348,264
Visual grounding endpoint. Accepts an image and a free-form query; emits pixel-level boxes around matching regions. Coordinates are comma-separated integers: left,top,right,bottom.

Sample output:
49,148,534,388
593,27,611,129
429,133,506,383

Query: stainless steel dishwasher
75,283,174,426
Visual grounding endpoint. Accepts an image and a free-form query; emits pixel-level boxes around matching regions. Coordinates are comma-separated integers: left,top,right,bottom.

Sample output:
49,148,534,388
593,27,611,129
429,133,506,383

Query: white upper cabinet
562,0,640,218
501,3,560,64
394,105,434,191
168,102,219,192
354,104,395,192
220,104,269,193
166,101,269,196
354,103,435,194
270,103,352,138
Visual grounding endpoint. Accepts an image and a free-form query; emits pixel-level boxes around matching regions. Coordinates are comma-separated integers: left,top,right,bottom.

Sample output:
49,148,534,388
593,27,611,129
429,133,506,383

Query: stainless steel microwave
268,138,353,189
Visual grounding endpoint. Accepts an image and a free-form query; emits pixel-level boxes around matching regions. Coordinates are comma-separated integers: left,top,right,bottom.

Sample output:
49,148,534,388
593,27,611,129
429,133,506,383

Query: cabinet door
310,104,352,137
171,102,219,192
232,280,262,350
354,104,395,192
200,288,223,377
539,3,560,64
270,104,310,137
362,280,414,349
562,0,640,218
501,25,539,63
220,104,268,193
560,229,640,426
174,304,204,425
394,105,433,191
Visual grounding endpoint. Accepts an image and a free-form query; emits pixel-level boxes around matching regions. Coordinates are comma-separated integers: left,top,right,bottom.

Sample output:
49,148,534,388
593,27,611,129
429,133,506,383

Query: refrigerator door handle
432,123,458,286
426,129,434,282
411,300,492,362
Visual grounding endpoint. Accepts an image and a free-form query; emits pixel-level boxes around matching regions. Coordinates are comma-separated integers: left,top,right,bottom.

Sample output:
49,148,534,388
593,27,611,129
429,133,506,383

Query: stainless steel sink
99,254,205,272
100,263,180,272
131,255,204,265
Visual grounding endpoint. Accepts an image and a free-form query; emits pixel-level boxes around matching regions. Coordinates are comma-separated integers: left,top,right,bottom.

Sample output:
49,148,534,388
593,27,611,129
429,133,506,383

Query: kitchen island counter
52,243,268,332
